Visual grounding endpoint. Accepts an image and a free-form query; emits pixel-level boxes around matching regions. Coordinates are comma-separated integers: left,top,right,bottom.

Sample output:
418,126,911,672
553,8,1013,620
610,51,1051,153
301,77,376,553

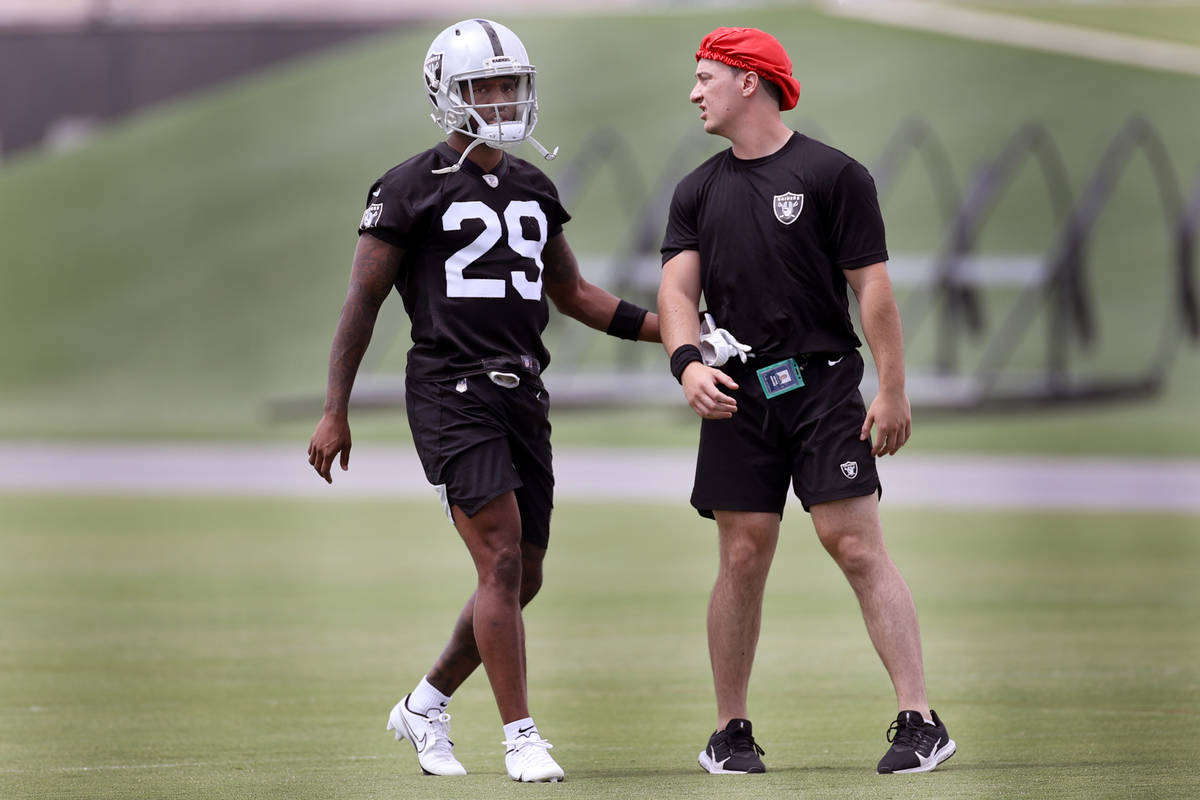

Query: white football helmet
423,18,558,173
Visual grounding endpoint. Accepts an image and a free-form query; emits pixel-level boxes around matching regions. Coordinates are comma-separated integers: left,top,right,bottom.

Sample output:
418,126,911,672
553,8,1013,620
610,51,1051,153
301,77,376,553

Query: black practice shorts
405,373,554,548
691,350,881,517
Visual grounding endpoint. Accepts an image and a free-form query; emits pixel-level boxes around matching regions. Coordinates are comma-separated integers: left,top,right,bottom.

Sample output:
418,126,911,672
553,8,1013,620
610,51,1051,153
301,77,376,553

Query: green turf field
1,5,1199,453
1,494,1197,799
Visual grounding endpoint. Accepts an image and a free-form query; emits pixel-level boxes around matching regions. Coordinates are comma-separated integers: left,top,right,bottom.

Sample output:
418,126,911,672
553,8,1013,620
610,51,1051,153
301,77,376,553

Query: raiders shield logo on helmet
424,52,443,93
840,461,858,479
773,191,804,225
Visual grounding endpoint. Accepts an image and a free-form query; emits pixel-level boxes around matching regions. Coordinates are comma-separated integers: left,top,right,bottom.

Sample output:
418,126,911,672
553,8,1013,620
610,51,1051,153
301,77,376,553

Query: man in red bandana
658,27,955,776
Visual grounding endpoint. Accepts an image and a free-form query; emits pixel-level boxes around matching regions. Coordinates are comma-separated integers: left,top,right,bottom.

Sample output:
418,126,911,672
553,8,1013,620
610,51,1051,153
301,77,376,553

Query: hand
861,387,911,457
308,413,352,483
681,362,739,419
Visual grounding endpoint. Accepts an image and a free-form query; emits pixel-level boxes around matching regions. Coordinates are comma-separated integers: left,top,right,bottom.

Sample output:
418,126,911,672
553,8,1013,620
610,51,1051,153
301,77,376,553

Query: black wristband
605,299,649,341
669,344,703,384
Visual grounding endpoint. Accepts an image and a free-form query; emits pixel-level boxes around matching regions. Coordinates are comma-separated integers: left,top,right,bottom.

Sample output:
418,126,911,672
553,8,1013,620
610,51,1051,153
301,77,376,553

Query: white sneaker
386,695,467,776
503,730,564,782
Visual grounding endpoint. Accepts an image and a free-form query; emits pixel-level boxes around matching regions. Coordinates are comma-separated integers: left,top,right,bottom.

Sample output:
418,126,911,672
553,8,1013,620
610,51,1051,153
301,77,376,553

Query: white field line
1,443,1199,512
822,0,1200,76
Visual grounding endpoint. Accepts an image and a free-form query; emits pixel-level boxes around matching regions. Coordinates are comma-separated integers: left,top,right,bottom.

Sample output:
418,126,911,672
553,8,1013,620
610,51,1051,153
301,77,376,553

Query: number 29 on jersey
442,200,548,300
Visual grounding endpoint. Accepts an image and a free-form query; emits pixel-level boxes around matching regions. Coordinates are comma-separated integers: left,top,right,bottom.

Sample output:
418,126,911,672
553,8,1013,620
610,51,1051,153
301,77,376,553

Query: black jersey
661,132,888,358
358,142,571,381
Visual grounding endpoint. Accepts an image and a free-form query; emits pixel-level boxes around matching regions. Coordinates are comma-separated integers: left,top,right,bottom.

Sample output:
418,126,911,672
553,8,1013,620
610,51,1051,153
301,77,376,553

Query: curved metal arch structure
554,127,647,226
871,117,962,228
965,115,1194,407
899,121,1074,383
1177,167,1200,341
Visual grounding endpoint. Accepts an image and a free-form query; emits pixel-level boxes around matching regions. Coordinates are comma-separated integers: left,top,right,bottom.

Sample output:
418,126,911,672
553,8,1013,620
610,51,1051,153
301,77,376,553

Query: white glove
699,312,753,367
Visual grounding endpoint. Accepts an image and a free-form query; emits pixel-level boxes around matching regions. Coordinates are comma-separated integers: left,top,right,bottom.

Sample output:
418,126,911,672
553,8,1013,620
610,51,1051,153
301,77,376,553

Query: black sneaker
698,718,766,774
876,709,956,774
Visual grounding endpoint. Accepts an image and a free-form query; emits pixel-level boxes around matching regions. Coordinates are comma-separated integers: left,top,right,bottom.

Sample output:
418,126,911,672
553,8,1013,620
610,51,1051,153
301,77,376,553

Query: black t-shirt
661,132,888,358
358,142,571,380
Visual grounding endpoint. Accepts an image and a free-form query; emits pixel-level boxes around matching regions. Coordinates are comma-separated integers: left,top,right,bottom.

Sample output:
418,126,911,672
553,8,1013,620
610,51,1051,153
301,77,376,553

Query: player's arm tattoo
323,234,404,416
542,233,611,326
541,233,581,289
542,232,658,340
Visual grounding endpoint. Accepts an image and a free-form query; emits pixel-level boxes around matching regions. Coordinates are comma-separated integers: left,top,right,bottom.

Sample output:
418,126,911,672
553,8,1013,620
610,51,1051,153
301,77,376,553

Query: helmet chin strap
431,134,559,175
431,137,489,175
527,135,559,161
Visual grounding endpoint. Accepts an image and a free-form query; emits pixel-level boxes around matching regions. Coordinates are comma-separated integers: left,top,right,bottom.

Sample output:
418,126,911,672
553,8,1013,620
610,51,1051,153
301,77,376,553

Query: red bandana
695,27,801,111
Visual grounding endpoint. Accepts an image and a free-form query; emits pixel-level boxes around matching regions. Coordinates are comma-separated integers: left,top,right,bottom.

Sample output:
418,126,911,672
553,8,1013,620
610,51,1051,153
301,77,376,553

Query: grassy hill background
2,5,1199,452
976,1,1200,46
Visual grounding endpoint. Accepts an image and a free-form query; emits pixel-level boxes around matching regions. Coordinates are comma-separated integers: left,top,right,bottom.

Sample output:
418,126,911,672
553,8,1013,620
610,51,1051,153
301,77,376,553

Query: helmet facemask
442,65,537,152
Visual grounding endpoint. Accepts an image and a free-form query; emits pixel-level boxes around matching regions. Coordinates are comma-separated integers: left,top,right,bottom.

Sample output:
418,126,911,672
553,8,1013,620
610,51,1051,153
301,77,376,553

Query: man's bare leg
448,492,530,723
810,493,928,716
426,540,546,695
709,510,780,728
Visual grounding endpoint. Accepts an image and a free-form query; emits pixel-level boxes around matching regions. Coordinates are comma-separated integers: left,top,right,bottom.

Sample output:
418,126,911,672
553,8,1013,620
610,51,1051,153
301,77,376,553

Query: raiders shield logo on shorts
840,461,858,479
773,191,804,225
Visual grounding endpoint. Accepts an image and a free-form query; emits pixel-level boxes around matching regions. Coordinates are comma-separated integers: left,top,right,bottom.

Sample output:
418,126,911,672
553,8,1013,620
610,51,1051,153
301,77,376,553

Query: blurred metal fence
541,116,1200,410
278,116,1200,417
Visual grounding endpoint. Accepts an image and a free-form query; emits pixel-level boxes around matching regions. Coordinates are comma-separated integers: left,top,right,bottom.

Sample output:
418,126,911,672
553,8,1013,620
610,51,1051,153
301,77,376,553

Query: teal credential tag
756,358,805,399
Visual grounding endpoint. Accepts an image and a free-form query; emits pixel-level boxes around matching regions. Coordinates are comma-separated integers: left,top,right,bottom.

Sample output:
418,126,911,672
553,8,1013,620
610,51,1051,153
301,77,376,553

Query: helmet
424,19,553,158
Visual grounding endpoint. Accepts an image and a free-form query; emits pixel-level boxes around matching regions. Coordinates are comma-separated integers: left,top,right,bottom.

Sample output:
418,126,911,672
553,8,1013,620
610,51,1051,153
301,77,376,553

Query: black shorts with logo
691,350,881,517
405,373,554,548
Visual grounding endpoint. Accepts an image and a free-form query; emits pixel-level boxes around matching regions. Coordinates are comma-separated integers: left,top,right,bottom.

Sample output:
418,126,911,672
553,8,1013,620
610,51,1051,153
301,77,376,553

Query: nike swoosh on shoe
914,738,943,769
403,718,428,752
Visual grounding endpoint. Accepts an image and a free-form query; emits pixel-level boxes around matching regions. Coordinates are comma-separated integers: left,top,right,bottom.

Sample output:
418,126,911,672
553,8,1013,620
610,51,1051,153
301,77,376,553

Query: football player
307,18,659,783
